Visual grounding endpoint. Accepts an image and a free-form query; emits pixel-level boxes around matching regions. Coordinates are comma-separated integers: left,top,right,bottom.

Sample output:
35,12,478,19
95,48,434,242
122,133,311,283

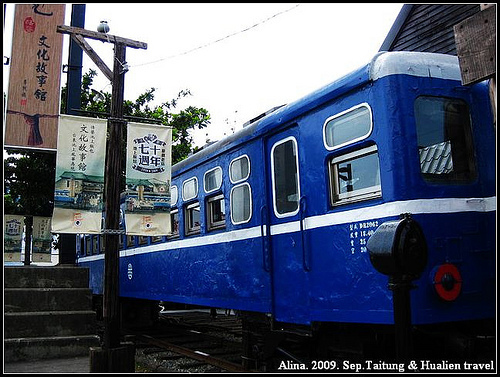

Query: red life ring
433,263,462,301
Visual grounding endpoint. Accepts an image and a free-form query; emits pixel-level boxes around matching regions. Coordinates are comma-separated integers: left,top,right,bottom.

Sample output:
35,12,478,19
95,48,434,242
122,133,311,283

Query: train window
271,137,300,217
139,235,148,245
323,103,372,150
127,235,135,247
229,155,250,183
185,202,201,235
230,183,252,224
207,194,226,230
99,235,105,253
151,235,163,243
85,236,91,256
170,185,178,206
92,235,99,255
204,167,223,193
329,145,381,205
414,96,476,183
169,209,179,238
78,235,84,256
182,177,198,201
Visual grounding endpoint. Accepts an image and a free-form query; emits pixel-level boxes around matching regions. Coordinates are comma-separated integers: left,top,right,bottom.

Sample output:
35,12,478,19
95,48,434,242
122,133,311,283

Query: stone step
4,335,101,362
4,266,90,289
3,265,101,363
4,311,97,338
4,288,93,312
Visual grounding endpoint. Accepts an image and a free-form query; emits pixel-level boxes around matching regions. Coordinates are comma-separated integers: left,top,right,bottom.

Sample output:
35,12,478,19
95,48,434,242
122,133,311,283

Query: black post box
366,214,427,278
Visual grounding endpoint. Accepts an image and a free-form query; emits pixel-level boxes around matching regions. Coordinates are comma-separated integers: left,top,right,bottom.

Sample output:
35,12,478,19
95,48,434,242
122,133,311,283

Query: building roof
58,171,104,183
379,4,481,55
126,177,168,186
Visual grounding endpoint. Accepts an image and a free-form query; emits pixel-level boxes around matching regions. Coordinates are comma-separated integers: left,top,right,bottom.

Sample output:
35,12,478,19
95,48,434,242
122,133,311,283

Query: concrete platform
3,355,91,373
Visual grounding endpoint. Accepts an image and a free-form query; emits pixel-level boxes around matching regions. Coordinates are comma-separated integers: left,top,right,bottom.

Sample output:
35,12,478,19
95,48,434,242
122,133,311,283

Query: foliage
4,151,56,216
6,69,211,216
61,69,211,164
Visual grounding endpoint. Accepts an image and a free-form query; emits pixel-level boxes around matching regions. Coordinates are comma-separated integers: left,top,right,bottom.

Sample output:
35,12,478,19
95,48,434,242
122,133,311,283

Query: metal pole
102,42,126,350
59,4,85,265
389,276,413,361
66,4,85,115
23,216,33,266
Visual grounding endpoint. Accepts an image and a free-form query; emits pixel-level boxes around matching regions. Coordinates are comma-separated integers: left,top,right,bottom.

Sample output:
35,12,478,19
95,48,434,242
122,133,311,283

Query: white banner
52,115,107,234
32,216,52,262
4,215,24,263
125,122,172,235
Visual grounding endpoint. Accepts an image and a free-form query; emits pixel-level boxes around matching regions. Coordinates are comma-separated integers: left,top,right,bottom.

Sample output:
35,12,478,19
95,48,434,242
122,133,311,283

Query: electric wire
130,4,300,69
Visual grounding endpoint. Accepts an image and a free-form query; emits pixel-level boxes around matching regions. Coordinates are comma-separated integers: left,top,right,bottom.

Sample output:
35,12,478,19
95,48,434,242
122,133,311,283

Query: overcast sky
3,3,403,146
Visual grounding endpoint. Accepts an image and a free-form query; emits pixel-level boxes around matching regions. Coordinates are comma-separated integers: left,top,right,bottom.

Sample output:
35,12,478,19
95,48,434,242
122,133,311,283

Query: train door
265,126,310,325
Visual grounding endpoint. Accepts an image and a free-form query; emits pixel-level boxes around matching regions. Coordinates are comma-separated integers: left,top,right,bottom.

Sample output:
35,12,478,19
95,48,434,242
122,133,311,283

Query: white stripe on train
78,196,496,262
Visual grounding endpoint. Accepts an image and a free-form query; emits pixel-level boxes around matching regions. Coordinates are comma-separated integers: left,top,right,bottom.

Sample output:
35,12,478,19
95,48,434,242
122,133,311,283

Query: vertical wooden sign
5,4,66,150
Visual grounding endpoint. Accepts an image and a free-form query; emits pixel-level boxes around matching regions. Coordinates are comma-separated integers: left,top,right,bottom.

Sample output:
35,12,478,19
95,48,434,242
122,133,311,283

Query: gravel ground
134,347,229,373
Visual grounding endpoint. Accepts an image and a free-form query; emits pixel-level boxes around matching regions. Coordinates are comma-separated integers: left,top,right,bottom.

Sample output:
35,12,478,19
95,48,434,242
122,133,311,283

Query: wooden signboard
454,5,496,86
5,4,66,150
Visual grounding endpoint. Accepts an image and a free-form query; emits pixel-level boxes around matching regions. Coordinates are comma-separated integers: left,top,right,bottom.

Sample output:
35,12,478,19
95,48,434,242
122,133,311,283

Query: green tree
61,69,211,164
5,69,210,216
4,151,56,216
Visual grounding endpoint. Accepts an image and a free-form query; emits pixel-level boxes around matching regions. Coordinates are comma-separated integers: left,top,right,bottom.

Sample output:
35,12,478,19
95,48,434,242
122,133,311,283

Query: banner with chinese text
52,115,107,234
4,215,24,263
32,216,52,262
5,4,65,150
125,122,172,235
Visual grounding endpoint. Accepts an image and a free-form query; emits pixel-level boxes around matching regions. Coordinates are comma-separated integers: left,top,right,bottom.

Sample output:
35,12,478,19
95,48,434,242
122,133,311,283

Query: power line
130,4,300,68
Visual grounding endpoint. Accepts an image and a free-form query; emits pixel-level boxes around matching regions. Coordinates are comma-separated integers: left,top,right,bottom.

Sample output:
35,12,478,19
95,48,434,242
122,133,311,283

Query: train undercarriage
91,296,496,372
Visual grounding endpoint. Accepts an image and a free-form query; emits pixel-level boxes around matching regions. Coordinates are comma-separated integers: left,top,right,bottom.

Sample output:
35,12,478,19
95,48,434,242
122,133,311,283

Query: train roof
172,51,461,176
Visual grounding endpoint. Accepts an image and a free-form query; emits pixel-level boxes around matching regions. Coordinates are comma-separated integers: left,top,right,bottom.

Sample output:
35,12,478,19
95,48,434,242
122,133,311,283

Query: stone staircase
4,266,101,362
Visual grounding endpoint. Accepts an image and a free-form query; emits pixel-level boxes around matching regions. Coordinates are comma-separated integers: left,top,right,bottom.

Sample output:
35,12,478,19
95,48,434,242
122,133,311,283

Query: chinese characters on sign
32,216,53,262
5,4,65,150
3,215,24,264
52,117,172,236
124,122,172,236
71,123,97,172
34,34,51,103
132,133,168,174
52,115,107,234
4,215,24,263
4,215,55,265
348,220,379,254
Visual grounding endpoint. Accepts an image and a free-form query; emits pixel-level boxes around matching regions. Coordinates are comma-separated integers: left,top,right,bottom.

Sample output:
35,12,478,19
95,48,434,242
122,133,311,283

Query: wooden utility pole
103,40,126,350
57,25,147,372
23,216,33,266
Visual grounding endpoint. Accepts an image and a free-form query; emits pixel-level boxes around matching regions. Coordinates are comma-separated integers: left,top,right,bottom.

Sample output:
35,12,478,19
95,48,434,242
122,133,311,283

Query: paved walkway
4,356,90,374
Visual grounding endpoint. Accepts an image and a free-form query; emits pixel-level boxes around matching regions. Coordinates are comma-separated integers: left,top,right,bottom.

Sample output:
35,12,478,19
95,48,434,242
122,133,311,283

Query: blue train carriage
77,51,495,357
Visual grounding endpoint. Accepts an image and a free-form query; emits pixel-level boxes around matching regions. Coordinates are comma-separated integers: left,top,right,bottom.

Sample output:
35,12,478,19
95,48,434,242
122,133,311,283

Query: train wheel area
90,297,496,373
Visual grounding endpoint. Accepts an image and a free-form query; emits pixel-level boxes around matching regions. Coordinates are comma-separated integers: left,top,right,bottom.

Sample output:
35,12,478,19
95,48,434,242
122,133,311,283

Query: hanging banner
4,215,24,263
32,216,52,262
52,115,107,234
125,122,172,235
5,4,66,151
